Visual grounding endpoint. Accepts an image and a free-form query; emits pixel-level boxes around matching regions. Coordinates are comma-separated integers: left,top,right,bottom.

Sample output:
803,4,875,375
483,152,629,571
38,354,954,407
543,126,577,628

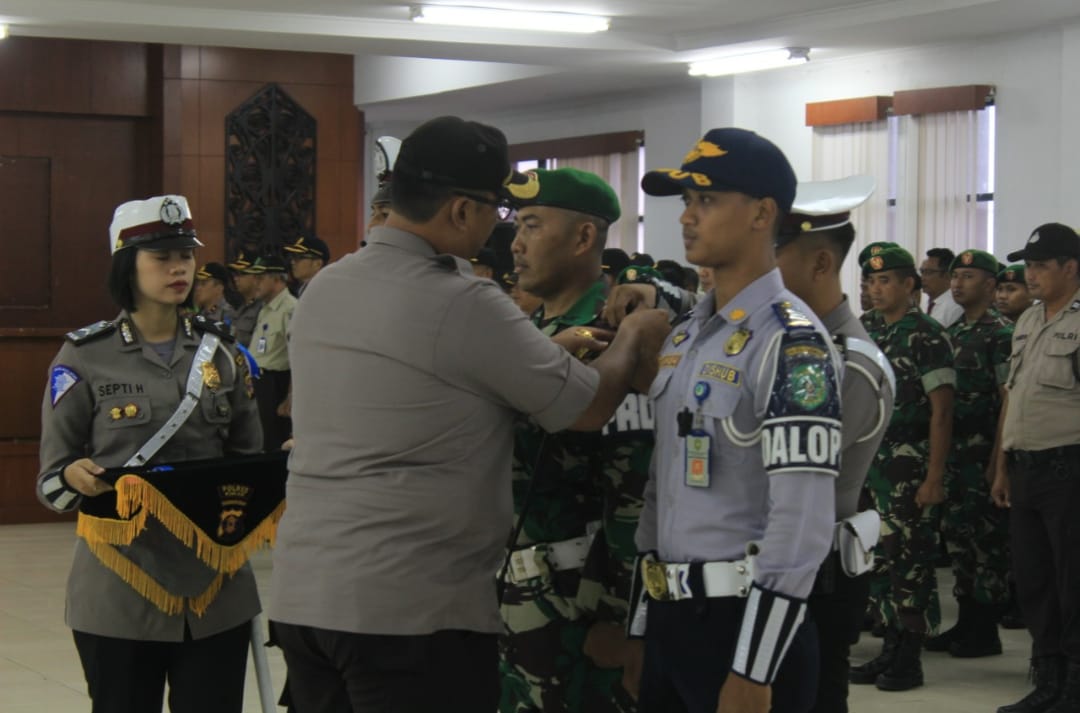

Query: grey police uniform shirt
636,269,842,683
1003,286,1080,451
231,298,262,348
824,298,895,519
271,226,600,637
37,313,263,641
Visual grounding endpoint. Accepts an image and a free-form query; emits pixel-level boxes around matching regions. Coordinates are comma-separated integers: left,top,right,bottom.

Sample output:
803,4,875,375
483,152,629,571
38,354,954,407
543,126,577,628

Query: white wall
702,22,1080,259
367,84,703,261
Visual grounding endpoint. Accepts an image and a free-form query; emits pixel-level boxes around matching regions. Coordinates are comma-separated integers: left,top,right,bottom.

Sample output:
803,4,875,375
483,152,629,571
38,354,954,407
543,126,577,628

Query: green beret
616,265,663,285
949,249,1000,275
862,246,915,276
857,241,898,267
508,168,621,223
997,263,1026,284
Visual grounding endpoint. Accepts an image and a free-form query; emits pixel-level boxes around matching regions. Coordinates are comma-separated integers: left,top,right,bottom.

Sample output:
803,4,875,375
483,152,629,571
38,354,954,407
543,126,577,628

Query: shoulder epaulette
771,300,815,333
66,320,116,345
192,314,236,343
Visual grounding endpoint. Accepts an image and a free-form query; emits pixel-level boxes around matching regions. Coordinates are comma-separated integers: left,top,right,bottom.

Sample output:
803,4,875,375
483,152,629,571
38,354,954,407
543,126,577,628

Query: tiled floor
1,522,1031,712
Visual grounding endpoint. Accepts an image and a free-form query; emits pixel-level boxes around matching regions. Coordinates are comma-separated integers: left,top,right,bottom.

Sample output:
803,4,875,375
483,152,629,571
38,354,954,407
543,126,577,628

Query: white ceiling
2,0,1078,121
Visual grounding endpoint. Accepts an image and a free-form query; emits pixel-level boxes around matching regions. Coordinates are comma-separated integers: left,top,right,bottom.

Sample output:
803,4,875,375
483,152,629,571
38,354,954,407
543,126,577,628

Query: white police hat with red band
109,195,203,255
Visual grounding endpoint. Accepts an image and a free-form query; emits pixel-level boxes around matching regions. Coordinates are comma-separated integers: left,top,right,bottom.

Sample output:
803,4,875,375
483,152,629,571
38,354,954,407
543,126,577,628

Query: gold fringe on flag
76,473,284,616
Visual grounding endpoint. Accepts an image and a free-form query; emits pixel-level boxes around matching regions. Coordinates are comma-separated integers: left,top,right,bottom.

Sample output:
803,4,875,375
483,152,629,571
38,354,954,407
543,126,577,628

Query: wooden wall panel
0,441,75,525
0,157,51,308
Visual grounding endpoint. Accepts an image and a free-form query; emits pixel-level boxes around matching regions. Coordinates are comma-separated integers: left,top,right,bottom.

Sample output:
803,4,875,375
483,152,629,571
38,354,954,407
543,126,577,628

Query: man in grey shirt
270,116,668,713
773,177,895,713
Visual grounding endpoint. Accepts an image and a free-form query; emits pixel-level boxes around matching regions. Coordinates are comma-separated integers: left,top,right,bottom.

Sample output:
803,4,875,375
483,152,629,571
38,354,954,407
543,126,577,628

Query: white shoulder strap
845,337,896,396
125,333,221,467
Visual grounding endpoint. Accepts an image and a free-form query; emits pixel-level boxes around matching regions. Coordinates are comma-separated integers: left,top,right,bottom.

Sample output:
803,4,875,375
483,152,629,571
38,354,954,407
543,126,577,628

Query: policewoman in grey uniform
630,129,842,713
36,195,263,713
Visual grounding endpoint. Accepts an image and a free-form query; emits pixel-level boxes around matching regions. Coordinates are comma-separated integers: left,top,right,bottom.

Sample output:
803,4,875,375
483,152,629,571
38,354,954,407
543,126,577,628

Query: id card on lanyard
256,324,268,354
684,381,712,488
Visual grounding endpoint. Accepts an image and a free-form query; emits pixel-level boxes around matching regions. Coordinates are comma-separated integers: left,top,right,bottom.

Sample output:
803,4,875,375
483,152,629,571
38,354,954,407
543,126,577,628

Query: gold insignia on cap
683,140,728,164
962,252,974,265
1004,270,1015,281
123,403,139,418
724,328,752,356
626,268,638,281
507,170,541,200
110,407,123,421
201,362,221,392
801,221,813,232
729,308,746,321
871,246,884,256
869,256,884,270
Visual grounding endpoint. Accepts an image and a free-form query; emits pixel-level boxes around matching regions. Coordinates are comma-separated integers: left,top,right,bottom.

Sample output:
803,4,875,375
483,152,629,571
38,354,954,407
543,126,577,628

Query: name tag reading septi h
685,431,711,488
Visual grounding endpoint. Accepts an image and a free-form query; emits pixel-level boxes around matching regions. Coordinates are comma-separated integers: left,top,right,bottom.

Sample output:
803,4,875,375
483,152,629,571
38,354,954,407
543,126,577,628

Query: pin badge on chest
725,328,752,356
672,330,690,346
201,362,221,392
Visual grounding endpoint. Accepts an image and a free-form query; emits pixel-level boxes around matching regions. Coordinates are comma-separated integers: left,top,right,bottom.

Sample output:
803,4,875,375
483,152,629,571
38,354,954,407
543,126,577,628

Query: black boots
849,627,899,684
925,597,1003,657
875,630,925,691
926,596,970,652
1046,662,1080,713
949,600,1003,658
998,657,1066,713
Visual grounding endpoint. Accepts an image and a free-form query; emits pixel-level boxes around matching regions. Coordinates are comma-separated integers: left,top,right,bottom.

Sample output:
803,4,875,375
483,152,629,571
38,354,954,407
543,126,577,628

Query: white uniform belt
642,557,755,601
508,530,596,583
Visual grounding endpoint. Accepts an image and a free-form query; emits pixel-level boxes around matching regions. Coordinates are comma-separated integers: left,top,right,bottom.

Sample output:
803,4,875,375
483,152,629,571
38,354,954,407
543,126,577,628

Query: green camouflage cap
997,263,1026,284
508,167,621,223
857,241,898,267
949,249,1000,275
862,246,915,275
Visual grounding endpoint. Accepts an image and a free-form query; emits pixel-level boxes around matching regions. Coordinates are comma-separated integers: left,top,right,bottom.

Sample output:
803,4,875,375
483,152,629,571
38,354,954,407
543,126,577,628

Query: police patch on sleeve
50,365,81,407
760,331,841,477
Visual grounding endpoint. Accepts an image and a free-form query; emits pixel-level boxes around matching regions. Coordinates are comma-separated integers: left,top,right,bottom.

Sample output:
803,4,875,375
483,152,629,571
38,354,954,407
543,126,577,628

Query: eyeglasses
454,191,513,221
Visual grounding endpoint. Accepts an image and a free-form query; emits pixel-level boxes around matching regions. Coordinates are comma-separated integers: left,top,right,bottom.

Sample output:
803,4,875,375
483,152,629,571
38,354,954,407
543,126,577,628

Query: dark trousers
802,553,870,713
72,623,249,713
272,622,498,713
1009,447,1080,663
639,597,818,713
254,368,291,451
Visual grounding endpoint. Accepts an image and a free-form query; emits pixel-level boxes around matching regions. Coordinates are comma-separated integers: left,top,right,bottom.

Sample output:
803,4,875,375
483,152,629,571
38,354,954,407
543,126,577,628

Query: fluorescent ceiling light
689,47,810,77
410,5,610,33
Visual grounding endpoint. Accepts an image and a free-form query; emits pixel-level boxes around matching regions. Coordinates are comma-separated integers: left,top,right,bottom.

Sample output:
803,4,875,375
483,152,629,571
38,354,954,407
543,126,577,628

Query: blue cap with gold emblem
641,128,797,214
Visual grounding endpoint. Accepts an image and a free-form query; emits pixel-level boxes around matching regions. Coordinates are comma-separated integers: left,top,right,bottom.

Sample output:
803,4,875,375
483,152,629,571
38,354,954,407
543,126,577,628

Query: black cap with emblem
1006,223,1080,262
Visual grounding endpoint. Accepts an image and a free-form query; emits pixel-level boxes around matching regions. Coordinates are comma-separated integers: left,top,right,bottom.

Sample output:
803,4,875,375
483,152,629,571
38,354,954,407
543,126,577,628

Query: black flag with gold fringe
77,452,288,616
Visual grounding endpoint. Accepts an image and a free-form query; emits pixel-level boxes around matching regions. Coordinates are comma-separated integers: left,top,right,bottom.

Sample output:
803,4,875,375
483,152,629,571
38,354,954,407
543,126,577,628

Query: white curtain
551,151,640,253
915,110,981,258
811,121,891,302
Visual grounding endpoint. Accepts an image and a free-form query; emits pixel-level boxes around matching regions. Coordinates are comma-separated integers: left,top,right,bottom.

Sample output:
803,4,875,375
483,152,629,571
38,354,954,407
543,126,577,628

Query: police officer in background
248,255,296,451
284,235,331,297
193,262,240,329
993,223,1080,713
852,246,953,692
927,249,1011,658
996,264,1034,322
772,176,895,713
631,128,842,713
499,167,648,713
227,251,263,347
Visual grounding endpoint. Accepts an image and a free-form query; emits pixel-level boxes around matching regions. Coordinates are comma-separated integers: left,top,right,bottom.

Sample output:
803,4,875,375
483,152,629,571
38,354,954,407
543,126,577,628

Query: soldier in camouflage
850,246,955,692
995,264,1034,322
920,248,1011,658
499,167,649,713
856,242,897,332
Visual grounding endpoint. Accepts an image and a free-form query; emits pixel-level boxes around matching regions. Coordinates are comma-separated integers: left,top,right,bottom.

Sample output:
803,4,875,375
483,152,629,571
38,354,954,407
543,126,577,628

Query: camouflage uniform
499,279,648,713
864,307,955,635
943,309,1012,604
